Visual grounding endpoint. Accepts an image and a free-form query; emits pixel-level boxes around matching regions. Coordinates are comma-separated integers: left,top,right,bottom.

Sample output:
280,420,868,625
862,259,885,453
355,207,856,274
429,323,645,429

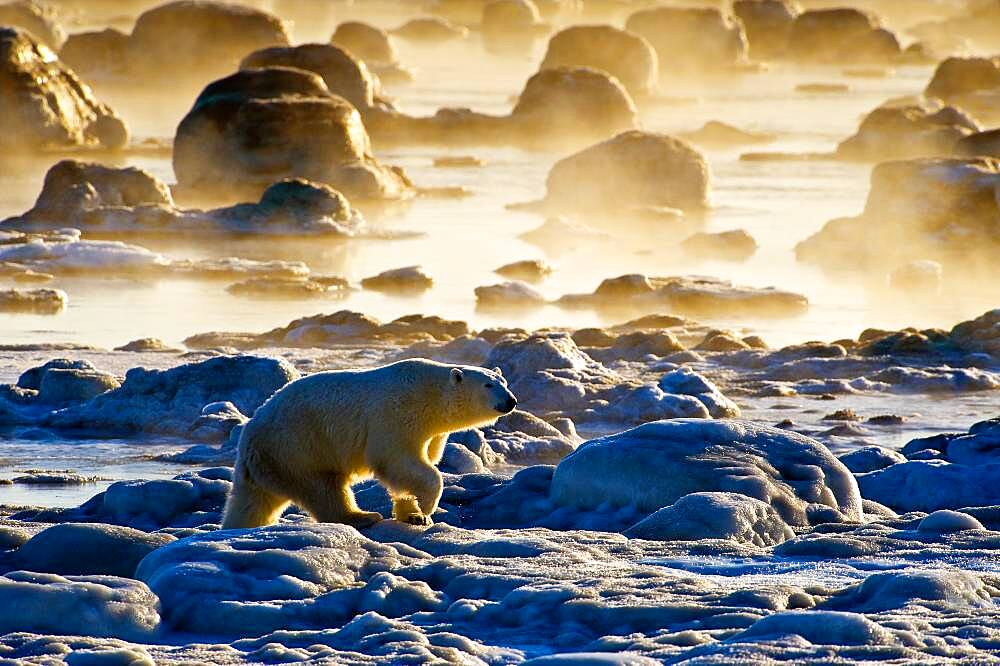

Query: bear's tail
221,460,288,529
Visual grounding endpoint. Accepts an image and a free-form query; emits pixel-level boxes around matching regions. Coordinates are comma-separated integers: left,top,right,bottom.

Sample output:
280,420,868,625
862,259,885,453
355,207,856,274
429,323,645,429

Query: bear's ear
492,366,503,376
450,367,464,384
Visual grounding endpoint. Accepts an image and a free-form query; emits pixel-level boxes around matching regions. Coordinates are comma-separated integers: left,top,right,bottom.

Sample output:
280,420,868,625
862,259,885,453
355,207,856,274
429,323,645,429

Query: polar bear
221,359,517,529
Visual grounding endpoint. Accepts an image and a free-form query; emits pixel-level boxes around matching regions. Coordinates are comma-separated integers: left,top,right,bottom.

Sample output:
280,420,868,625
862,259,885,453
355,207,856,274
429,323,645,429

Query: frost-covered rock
539,25,658,97
836,99,979,161
127,0,290,81
657,367,741,418
918,510,985,533
537,131,710,216
475,281,546,308
9,523,174,577
478,409,580,464
551,420,863,526
0,570,160,640
681,229,758,261
838,446,906,473
735,610,898,646
857,461,1000,512
625,7,747,71
36,368,120,405
600,385,710,424
625,492,794,546
361,266,433,293
495,259,553,282
823,570,994,612
45,355,297,437
0,27,127,151
135,523,433,638
0,287,66,314
173,67,411,202
889,259,943,291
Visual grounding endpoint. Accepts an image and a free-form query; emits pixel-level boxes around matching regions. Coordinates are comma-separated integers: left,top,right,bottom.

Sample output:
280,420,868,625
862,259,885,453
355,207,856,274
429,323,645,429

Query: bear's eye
484,382,493,389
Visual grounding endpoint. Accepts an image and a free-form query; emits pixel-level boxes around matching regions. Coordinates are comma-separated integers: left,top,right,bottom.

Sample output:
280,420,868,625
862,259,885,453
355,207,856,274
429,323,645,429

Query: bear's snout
496,393,517,414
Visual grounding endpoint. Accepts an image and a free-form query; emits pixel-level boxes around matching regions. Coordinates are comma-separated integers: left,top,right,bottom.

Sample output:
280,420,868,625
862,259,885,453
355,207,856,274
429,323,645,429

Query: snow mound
823,570,995,612
135,523,430,638
918,509,985,532
551,420,863,526
857,461,1000,512
10,522,174,577
0,570,160,640
625,492,794,546
657,367,741,417
735,610,899,646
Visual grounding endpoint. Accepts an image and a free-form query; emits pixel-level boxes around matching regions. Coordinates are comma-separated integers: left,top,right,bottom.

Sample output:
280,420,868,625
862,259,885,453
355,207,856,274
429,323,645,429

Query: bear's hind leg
294,472,383,528
222,474,289,529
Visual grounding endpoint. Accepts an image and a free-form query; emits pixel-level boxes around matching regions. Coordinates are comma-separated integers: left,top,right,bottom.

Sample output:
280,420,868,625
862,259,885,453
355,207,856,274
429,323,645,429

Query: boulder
925,57,1000,117
539,25,657,97
836,100,979,161
733,0,799,60
551,419,863,525
786,8,899,63
10,523,174,577
36,368,120,405
58,28,129,80
681,229,758,261
0,287,66,314
392,17,468,42
0,0,64,49
0,27,128,151
625,7,747,71
173,67,411,201
954,127,1000,158
475,281,546,308
539,131,709,215
331,21,398,66
482,0,547,53
127,0,290,81
360,266,433,293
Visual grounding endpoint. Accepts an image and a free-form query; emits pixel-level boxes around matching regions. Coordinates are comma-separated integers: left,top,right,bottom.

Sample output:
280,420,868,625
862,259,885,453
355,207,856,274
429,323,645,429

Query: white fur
221,359,515,529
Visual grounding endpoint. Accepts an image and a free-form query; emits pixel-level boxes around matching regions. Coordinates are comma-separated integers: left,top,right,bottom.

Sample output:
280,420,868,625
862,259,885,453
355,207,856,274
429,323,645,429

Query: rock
836,100,979,161
360,266,433,293
601,386,711,424
510,67,636,145
127,0,290,81
607,330,684,358
173,67,411,202
735,610,897,646
58,28,129,80
625,7,747,71
0,27,127,151
925,57,1000,118
786,8,899,63
0,0,64,49
0,287,66,313
797,157,1000,272
46,355,298,437
681,229,757,261
114,338,182,353
240,43,389,114
538,131,709,216
889,260,943,292
475,281,546,308
0,571,159,640
625,492,794,546
331,21,398,67
479,410,579,464
482,0,547,53
539,25,658,97
954,127,1000,158
657,367,740,417
823,570,994,612
495,259,552,282
36,368,120,405
551,420,863,525
679,121,776,147
857,461,1000,512
733,0,799,60
226,276,349,299
207,179,365,235
392,17,468,42
11,523,174,577
439,442,486,474
918,510,985,533
571,327,615,348
837,446,906,473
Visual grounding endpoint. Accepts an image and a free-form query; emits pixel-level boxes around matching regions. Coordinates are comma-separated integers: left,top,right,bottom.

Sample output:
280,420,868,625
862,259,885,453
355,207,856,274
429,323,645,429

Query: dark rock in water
0,27,128,151
733,0,799,60
836,100,979,161
0,287,66,314
58,28,129,80
536,131,709,216
539,25,657,97
786,8,900,64
45,355,298,437
240,43,393,115
392,17,468,42
331,21,398,67
625,6,747,72
173,67,412,202
0,0,65,50
7,523,174,577
127,0,290,81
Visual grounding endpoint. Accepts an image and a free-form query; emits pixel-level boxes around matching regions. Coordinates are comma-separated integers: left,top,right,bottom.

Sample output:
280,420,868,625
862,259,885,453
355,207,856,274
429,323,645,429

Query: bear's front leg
379,460,443,526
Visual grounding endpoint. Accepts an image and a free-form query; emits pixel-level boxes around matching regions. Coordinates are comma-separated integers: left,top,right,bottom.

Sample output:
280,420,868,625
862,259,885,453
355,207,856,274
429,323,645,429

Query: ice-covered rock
925,56,1000,121
857,461,1000,512
361,266,433,293
735,610,898,646
625,7,747,71
824,570,995,612
45,355,297,437
331,21,398,68
551,419,863,525
679,121,777,148
539,25,658,97
786,8,900,64
114,338,182,353
392,17,468,42
127,0,290,81
58,27,129,80
918,510,985,533
0,571,160,640
495,259,553,282
889,259,943,292
601,385,712,424
135,523,431,638
477,410,580,463
0,287,66,314
682,229,758,261
733,0,799,60
625,492,794,546
173,67,411,202
536,131,709,216
482,0,548,53
0,27,127,151
838,446,906,473
657,367,741,417
35,368,120,405
0,0,65,50
9,523,174,577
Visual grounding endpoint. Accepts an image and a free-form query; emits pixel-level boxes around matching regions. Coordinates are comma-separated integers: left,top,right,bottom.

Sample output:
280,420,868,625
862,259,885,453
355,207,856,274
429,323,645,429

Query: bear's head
449,365,517,428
